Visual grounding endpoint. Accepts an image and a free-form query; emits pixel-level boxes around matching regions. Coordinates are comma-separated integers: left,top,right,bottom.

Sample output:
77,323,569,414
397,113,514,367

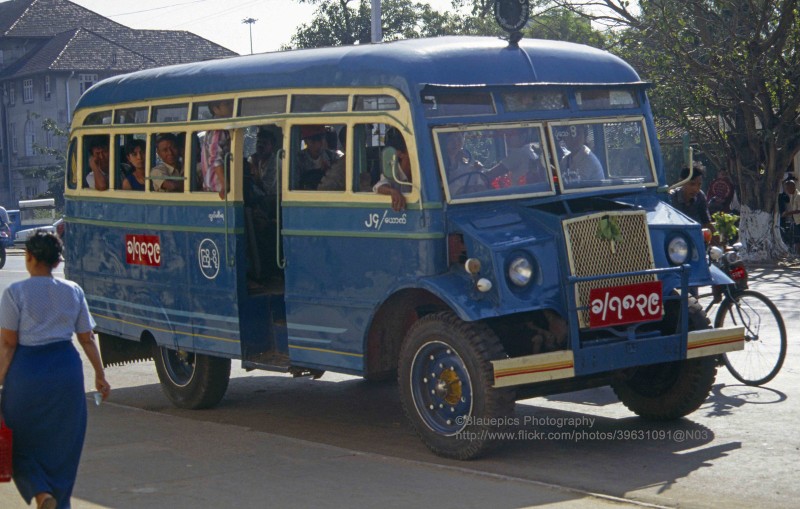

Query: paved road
1,256,797,508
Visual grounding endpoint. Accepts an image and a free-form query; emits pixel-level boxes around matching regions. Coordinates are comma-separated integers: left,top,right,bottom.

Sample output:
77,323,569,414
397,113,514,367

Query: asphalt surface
1,251,797,508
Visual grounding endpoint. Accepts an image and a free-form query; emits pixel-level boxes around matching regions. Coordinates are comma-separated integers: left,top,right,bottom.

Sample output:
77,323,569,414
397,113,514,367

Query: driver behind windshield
560,124,604,182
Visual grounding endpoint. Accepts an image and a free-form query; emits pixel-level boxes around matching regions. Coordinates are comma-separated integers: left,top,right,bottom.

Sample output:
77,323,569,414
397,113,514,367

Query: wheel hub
435,367,462,406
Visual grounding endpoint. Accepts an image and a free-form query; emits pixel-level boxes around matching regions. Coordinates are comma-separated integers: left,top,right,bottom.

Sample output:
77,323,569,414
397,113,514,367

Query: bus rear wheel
398,311,514,460
153,345,231,409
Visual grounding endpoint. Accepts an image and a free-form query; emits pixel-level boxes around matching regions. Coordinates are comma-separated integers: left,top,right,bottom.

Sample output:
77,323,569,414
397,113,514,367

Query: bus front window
437,125,553,201
551,119,657,193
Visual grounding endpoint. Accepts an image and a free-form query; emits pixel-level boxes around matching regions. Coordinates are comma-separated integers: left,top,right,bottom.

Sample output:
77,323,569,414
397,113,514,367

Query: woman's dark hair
25,230,63,266
125,138,146,159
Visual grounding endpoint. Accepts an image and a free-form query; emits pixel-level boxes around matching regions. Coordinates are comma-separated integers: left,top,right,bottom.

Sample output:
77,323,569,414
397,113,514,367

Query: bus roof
75,36,642,110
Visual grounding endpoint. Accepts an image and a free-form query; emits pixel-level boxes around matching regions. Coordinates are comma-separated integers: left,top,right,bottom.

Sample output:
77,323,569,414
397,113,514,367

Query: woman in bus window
122,139,146,191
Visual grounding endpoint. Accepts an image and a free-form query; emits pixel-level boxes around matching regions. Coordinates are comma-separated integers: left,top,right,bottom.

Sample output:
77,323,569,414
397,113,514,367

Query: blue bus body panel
281,203,446,373
64,199,286,361
76,37,641,111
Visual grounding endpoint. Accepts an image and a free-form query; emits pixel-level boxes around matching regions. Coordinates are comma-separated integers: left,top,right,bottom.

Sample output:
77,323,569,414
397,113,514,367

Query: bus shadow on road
102,372,748,504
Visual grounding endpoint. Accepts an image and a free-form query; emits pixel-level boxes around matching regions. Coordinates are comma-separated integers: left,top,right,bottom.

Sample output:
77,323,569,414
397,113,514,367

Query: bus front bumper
491,326,744,388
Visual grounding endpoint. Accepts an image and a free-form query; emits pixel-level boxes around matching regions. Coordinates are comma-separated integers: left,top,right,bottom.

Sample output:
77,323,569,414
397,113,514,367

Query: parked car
14,217,64,245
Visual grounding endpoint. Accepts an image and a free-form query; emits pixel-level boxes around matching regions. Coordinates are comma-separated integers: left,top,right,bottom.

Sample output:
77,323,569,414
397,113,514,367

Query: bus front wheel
398,311,515,460
153,345,231,409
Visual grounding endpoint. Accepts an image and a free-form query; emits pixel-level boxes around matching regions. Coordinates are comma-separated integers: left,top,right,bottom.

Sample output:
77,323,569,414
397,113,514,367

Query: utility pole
370,0,381,43
242,17,257,54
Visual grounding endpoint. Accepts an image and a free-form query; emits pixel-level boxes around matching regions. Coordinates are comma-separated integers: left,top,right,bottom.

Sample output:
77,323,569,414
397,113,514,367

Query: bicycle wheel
715,290,786,386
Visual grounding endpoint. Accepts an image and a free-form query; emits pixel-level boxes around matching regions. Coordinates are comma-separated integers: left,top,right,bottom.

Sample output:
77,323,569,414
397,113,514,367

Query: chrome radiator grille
562,211,656,328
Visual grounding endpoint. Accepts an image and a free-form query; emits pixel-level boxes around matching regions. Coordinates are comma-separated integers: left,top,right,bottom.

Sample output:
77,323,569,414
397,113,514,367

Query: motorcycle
0,220,9,270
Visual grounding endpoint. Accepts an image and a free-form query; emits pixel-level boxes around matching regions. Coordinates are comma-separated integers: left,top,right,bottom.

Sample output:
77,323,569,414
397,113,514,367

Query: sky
71,0,458,56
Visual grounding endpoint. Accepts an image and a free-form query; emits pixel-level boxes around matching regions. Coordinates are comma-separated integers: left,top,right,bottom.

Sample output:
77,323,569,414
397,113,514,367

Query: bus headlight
507,255,534,287
666,236,689,265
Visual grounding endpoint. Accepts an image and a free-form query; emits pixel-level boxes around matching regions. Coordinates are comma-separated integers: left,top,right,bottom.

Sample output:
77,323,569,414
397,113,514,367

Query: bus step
242,351,290,372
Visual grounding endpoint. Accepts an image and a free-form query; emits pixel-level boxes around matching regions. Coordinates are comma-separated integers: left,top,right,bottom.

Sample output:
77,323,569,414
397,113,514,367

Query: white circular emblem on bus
198,238,220,280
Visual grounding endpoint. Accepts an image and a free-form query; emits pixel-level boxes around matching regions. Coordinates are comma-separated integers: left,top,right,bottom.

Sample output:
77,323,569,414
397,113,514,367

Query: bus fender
414,275,508,322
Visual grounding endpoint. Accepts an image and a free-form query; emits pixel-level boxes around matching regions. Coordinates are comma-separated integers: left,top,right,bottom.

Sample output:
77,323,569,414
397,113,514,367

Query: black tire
153,345,231,409
398,311,515,460
612,297,717,420
716,290,786,386
0,247,6,269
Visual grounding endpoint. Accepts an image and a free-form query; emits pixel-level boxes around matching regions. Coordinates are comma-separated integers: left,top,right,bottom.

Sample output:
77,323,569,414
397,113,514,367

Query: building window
23,79,33,103
44,76,51,100
10,122,17,153
9,82,15,106
79,74,98,94
24,120,36,156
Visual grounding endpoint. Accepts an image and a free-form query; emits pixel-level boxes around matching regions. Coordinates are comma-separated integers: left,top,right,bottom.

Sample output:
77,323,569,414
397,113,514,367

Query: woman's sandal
38,494,57,509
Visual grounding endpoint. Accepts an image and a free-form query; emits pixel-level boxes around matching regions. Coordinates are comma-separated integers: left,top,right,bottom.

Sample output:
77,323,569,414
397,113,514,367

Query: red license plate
588,281,663,328
729,265,746,281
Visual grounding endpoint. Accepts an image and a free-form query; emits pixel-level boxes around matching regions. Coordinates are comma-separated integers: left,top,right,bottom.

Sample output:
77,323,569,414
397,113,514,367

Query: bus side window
67,138,77,190
151,132,185,193
115,134,147,191
290,124,345,191
192,129,231,195
83,135,110,191
189,132,203,192
354,122,404,192
353,123,378,192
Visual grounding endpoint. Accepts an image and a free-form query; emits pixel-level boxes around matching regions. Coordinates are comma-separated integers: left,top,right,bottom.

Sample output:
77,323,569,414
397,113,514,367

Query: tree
286,0,469,49
31,116,68,211
554,0,800,260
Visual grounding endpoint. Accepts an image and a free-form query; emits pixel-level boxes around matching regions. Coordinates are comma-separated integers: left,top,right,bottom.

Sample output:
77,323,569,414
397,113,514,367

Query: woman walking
0,231,110,509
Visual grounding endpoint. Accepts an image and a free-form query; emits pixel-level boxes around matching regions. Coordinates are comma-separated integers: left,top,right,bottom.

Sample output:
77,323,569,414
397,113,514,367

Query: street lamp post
242,17,257,54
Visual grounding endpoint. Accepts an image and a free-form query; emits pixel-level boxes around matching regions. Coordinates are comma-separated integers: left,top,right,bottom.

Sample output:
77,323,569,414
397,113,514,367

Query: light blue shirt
0,277,95,346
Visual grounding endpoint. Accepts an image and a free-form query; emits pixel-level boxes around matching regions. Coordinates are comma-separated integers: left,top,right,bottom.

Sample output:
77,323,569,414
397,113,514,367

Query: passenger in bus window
247,128,278,193
151,134,184,192
200,99,233,199
296,125,338,190
560,125,604,182
121,139,146,191
374,128,412,211
317,127,346,191
85,136,110,191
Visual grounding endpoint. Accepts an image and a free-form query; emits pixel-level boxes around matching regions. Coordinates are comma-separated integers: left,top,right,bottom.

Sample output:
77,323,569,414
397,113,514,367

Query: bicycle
702,241,787,386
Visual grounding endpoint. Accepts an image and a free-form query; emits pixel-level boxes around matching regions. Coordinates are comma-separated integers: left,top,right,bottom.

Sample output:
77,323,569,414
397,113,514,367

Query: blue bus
65,36,743,459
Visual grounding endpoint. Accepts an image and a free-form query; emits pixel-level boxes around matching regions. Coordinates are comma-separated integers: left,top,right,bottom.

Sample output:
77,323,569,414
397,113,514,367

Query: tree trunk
737,205,789,262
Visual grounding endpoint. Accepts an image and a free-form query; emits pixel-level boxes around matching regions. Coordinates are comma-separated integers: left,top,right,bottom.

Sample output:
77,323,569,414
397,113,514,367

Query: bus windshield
435,125,555,202
436,117,657,202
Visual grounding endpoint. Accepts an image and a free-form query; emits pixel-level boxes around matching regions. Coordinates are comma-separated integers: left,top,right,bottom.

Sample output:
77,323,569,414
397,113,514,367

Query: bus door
238,123,289,365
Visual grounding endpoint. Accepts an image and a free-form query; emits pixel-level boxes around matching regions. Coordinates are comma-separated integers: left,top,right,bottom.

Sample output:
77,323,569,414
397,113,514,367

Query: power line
104,0,211,18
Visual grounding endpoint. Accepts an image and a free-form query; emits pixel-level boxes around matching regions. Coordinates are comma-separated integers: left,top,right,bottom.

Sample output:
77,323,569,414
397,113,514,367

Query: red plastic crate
0,420,12,482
